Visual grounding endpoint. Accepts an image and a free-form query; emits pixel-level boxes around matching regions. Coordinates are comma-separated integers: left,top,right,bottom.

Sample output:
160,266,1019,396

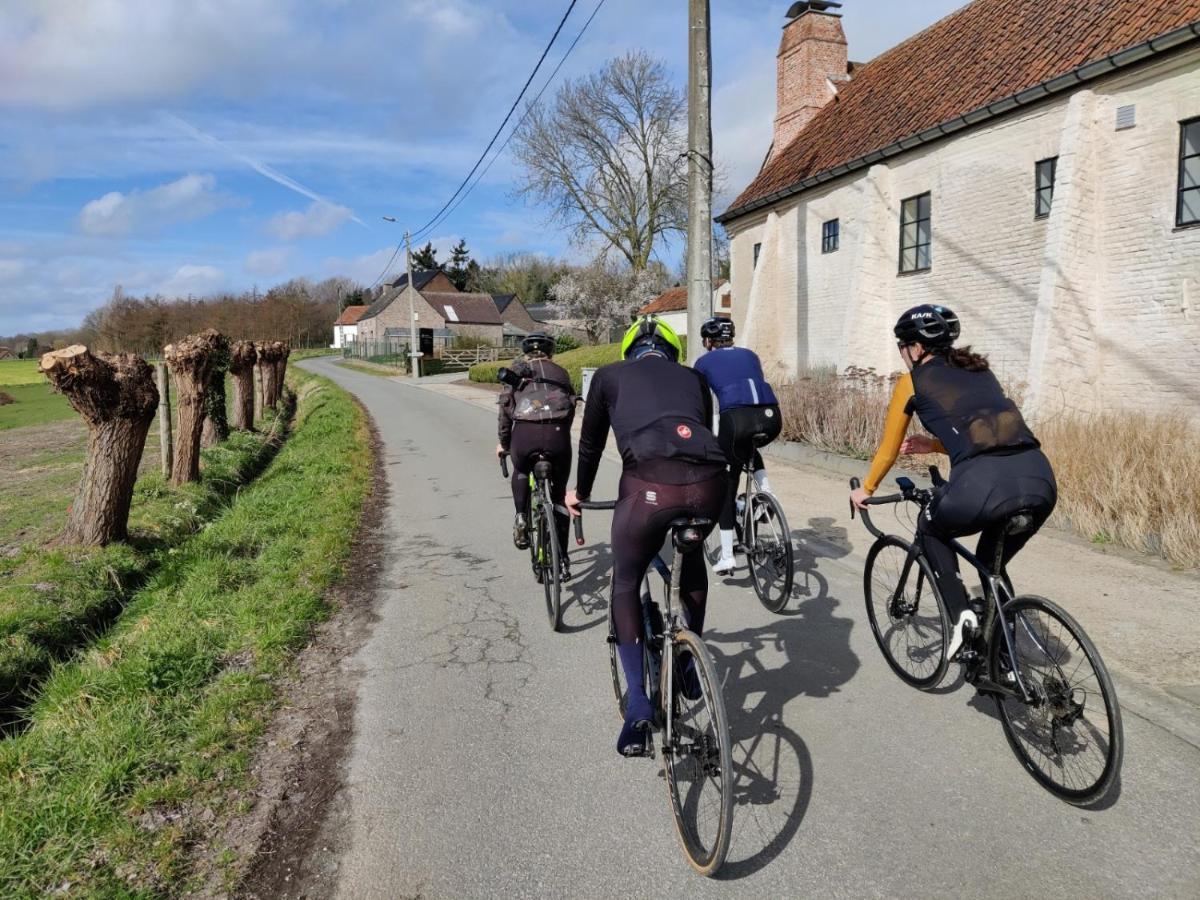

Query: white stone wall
726,50,1200,417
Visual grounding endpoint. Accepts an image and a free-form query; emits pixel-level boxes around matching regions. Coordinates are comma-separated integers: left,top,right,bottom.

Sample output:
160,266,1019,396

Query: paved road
296,357,1200,899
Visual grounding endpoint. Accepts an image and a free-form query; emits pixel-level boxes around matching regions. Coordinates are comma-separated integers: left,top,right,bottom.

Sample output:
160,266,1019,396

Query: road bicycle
849,471,1123,803
574,501,734,876
708,453,794,613
501,452,568,631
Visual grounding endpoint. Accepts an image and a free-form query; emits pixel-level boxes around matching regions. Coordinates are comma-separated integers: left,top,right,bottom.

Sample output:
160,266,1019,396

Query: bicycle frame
850,475,1035,704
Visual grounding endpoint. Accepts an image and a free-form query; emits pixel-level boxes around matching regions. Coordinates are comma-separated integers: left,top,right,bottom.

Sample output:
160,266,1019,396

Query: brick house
355,269,459,344
717,0,1200,417
0,346,13,361
637,283,732,335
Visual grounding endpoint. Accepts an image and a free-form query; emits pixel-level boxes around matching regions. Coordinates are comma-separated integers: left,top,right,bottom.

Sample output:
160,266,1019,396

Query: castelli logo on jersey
676,424,692,439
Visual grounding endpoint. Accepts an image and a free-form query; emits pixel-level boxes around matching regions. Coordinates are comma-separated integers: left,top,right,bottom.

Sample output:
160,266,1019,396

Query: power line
410,0,607,244
407,0,581,245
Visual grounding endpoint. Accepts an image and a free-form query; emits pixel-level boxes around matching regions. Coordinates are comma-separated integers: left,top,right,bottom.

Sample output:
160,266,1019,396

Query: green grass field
0,369,371,895
0,359,43,385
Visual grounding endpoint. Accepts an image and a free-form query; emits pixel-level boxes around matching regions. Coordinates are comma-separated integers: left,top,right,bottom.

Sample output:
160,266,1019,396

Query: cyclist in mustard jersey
849,305,1057,659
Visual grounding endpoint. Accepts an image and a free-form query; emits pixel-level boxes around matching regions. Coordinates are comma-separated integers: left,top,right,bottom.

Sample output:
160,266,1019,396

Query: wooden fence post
156,361,173,478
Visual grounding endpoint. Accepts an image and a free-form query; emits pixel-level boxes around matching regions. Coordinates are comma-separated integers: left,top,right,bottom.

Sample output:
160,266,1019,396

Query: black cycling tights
509,422,571,546
610,472,725,646
717,405,781,529
918,449,1057,619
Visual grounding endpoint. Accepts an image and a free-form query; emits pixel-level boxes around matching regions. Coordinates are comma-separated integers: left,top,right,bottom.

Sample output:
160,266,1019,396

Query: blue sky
0,0,964,336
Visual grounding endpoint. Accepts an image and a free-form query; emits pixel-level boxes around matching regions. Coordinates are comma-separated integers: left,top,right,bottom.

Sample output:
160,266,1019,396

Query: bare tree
229,340,257,430
273,341,291,404
40,346,158,545
257,342,283,411
165,330,220,485
512,51,687,270
549,258,663,344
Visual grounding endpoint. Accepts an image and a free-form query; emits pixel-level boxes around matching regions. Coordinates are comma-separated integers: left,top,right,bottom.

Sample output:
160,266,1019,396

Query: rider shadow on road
559,541,612,634
703,589,861,879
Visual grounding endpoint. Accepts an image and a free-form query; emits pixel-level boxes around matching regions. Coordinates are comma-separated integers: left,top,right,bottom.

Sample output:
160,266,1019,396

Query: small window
1035,157,1057,218
1179,117,1200,227
821,218,840,253
899,192,931,273
753,242,762,268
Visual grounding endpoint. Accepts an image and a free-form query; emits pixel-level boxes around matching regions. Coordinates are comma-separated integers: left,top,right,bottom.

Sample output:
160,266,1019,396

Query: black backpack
509,360,575,423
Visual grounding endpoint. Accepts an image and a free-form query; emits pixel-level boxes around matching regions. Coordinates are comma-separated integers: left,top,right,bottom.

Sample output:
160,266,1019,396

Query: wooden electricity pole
686,0,714,364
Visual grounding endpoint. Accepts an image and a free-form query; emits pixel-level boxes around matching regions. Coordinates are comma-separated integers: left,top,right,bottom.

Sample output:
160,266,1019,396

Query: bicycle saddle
532,459,553,479
670,517,713,551
751,431,773,447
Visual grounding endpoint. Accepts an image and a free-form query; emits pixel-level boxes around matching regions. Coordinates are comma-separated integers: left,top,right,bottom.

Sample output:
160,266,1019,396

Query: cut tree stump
258,342,283,411
165,329,220,485
40,345,158,546
273,341,291,405
201,332,231,448
229,340,257,430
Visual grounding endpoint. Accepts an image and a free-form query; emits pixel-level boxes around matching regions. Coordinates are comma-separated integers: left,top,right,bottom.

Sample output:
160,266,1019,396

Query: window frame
1178,116,1200,228
752,242,762,268
821,218,840,253
1035,156,1057,219
898,192,932,274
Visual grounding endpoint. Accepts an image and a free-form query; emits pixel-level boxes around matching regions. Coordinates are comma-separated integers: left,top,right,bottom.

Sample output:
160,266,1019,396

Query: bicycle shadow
703,594,861,879
559,541,612,634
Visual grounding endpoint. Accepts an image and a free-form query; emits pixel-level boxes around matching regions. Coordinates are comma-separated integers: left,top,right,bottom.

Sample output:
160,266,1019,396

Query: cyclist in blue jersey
693,317,783,575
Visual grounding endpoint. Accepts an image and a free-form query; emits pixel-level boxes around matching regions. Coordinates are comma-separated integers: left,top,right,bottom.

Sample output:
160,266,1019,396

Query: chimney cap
785,1,842,19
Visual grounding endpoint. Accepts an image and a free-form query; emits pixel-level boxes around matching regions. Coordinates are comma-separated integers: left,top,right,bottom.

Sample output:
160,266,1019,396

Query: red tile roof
334,305,369,326
721,0,1200,222
638,286,688,315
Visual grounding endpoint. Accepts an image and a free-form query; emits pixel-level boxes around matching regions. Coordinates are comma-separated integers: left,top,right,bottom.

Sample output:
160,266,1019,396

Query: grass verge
0,400,293,725
0,382,74,430
0,368,370,896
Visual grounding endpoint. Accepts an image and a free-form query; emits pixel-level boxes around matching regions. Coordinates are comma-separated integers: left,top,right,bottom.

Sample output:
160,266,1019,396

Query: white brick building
717,0,1200,417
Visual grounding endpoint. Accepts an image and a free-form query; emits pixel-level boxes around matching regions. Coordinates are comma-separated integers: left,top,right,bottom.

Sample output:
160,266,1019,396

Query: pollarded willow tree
201,332,232,448
165,329,221,485
512,50,687,270
272,341,290,405
40,346,158,545
229,340,257,430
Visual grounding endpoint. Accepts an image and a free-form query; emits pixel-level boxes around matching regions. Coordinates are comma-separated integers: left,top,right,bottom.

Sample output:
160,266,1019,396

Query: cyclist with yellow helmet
566,316,728,756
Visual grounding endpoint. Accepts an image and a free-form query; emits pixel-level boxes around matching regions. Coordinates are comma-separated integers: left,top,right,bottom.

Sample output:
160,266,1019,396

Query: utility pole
686,0,714,365
406,230,420,380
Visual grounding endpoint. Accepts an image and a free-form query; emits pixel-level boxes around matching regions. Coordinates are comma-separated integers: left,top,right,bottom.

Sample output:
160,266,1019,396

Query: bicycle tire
864,535,950,689
744,491,794,613
526,493,540,583
662,629,733,877
990,595,1123,804
539,485,562,632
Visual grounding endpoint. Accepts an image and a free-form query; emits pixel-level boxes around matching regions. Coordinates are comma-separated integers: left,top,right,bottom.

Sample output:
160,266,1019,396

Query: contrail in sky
165,113,368,228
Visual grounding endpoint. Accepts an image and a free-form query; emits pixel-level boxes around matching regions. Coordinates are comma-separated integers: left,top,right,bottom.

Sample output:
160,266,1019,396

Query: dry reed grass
777,368,1199,568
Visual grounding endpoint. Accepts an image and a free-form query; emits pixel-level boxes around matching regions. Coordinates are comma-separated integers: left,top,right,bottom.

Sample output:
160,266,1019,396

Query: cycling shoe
617,694,654,757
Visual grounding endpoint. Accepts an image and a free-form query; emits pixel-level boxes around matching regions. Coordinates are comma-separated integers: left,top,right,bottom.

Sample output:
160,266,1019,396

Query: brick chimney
771,2,849,163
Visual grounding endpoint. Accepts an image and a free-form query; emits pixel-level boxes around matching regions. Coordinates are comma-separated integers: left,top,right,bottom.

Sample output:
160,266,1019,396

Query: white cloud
157,264,226,297
77,173,232,236
0,260,28,283
320,245,403,286
244,247,292,277
266,201,353,240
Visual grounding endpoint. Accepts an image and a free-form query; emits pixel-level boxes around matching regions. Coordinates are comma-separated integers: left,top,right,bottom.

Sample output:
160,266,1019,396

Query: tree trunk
229,340,257,430
259,342,282,411
273,341,291,404
40,345,158,546
200,333,231,448
165,330,220,485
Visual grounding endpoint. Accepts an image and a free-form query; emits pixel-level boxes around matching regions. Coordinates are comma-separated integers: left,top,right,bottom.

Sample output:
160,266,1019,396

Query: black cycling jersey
907,356,1039,466
574,356,726,498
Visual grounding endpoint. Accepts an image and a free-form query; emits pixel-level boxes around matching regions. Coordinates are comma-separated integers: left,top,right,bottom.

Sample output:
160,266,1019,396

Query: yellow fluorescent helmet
621,315,683,361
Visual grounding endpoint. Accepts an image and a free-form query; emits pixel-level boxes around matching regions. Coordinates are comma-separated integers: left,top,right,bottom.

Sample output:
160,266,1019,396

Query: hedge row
468,342,624,393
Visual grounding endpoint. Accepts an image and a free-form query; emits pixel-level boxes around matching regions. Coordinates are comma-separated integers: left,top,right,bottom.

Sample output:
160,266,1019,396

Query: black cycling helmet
894,304,960,348
700,316,735,342
521,332,555,357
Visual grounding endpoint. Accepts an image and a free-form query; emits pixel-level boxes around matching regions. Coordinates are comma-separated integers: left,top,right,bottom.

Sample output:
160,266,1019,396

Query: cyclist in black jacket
566,316,728,756
496,333,575,571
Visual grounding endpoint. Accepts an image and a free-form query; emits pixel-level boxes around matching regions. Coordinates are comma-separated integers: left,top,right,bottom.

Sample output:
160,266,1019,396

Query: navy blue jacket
693,347,778,411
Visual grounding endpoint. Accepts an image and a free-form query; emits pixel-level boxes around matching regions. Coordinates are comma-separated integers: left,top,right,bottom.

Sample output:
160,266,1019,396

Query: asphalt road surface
295,357,1200,899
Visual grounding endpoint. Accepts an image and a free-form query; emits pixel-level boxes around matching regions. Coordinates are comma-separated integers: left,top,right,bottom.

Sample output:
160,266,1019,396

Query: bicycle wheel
608,584,658,720
864,536,950,689
526,493,541,583
662,629,733,877
539,488,562,631
990,595,1123,804
744,490,793,613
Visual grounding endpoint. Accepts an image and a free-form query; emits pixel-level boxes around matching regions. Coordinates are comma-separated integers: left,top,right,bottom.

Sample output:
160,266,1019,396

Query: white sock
753,469,772,493
719,529,735,560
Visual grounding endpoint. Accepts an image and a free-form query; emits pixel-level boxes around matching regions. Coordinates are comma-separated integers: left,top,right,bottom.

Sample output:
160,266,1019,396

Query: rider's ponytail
934,345,990,372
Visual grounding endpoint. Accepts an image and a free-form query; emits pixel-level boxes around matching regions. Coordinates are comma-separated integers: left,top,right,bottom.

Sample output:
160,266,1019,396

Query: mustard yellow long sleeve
864,374,915,494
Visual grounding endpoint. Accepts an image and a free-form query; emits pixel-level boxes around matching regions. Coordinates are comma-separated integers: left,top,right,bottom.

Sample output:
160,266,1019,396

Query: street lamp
380,216,420,380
